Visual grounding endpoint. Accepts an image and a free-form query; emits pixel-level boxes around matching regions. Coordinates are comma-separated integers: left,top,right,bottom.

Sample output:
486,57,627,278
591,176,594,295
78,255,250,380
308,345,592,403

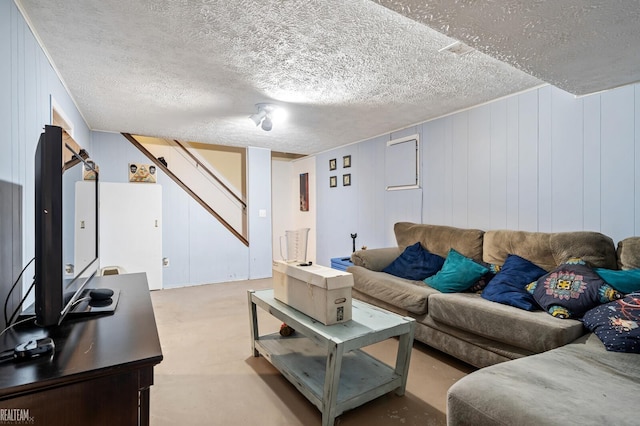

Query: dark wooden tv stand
0,273,163,426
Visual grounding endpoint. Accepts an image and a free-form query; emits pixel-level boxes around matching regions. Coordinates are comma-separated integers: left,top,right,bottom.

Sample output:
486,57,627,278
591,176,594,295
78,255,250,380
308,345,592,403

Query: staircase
123,134,248,246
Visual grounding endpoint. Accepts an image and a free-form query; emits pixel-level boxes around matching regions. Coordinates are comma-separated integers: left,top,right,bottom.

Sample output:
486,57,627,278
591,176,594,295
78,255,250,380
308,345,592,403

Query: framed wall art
343,173,351,186
329,176,337,188
300,173,309,211
329,158,337,171
343,155,351,168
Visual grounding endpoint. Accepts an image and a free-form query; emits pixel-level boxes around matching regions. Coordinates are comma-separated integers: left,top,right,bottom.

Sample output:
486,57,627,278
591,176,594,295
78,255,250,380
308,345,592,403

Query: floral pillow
527,259,623,319
582,293,640,353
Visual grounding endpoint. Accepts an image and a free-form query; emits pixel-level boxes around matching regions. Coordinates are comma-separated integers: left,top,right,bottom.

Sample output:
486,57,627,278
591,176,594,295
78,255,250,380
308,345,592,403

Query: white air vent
439,41,475,56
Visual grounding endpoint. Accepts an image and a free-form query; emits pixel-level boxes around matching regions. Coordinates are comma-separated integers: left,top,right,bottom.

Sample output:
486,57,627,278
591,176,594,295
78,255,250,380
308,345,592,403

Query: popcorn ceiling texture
17,0,606,155
375,0,640,96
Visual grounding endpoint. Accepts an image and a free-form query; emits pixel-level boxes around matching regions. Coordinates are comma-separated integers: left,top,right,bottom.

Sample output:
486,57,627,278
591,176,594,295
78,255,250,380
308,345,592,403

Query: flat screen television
33,125,100,327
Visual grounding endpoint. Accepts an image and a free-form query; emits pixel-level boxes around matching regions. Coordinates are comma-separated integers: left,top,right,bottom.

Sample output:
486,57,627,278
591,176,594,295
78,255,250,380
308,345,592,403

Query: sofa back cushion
394,222,484,262
617,237,640,269
483,230,617,271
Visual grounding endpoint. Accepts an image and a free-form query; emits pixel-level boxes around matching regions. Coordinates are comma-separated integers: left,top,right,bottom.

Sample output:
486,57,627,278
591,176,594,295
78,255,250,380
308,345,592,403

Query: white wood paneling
600,86,635,244
506,96,520,229
247,146,272,279
314,83,640,262
583,95,602,231
636,84,640,236
551,88,584,231
451,114,469,227
517,90,539,231
489,99,508,230
537,86,553,231
467,104,492,230
357,136,388,250
2,2,92,301
423,119,448,225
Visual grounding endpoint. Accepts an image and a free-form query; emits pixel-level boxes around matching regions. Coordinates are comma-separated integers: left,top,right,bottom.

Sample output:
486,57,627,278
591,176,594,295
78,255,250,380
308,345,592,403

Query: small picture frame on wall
343,173,351,186
329,176,337,188
300,173,309,211
329,158,337,171
343,155,351,168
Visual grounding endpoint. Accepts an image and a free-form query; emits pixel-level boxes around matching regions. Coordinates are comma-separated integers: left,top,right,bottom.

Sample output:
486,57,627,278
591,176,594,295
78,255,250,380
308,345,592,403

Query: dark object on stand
351,233,357,253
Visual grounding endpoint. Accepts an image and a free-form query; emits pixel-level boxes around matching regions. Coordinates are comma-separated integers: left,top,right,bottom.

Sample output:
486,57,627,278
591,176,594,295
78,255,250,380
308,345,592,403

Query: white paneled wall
2,1,91,298
316,83,640,263
421,85,638,244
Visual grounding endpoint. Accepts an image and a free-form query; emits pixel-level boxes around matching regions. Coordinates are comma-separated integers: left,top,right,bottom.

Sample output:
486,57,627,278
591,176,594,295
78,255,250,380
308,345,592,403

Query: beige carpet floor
149,278,474,425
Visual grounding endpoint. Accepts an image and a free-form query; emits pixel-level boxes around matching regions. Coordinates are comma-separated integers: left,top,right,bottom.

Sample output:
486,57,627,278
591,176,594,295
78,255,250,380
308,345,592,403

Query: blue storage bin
330,257,354,271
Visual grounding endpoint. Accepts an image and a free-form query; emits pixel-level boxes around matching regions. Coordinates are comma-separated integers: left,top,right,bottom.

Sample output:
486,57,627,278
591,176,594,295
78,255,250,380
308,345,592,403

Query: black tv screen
34,125,99,327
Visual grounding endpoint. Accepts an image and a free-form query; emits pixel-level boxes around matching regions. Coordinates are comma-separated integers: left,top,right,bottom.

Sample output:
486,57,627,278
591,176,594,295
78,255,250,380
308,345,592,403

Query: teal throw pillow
594,268,640,294
424,249,488,293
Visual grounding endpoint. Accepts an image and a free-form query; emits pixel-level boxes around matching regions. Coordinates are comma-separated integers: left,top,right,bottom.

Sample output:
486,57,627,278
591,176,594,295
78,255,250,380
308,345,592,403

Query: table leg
322,339,344,426
247,290,259,357
394,319,415,396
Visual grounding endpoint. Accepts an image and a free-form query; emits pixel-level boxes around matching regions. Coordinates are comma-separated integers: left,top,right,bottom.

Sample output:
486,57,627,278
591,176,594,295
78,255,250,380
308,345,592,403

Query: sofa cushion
582,294,640,353
483,230,555,270
347,265,439,315
617,237,640,269
447,333,640,426
351,247,401,271
549,232,618,269
594,268,640,294
382,242,445,281
394,222,484,262
483,229,618,271
528,260,622,319
428,292,585,353
424,249,488,293
481,254,547,310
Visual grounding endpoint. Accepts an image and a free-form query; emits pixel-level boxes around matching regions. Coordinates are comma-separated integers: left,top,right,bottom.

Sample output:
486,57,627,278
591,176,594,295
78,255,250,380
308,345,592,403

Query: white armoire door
99,182,162,290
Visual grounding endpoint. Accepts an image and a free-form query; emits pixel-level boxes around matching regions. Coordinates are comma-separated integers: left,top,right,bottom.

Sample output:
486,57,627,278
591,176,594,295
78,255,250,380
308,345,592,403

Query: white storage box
272,260,353,325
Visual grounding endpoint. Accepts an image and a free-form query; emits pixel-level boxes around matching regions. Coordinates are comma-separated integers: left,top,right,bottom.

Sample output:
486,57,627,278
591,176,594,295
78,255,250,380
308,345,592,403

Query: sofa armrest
351,247,401,271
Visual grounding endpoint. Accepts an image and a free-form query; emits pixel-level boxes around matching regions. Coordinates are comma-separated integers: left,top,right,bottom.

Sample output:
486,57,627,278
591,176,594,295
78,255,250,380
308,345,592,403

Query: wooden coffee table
248,289,415,426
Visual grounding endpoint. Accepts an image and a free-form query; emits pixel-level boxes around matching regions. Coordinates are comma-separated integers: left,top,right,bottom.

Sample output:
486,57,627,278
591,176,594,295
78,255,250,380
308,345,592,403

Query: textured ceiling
15,1,635,156
375,0,640,96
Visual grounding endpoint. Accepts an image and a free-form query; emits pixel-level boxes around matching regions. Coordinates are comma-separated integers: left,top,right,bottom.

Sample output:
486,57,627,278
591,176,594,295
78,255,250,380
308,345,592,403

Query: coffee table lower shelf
248,289,415,426
255,333,403,413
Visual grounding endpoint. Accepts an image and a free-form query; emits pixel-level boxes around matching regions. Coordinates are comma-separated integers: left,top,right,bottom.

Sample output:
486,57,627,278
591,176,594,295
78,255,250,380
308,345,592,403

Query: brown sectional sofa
347,222,640,425
348,222,619,368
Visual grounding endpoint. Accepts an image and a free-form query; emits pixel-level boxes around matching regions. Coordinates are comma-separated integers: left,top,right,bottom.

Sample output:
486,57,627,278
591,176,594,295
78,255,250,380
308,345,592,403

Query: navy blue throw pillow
481,254,547,310
382,242,445,281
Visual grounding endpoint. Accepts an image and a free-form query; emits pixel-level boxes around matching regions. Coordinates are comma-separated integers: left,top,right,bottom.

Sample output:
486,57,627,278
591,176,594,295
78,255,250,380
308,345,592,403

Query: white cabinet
99,182,162,290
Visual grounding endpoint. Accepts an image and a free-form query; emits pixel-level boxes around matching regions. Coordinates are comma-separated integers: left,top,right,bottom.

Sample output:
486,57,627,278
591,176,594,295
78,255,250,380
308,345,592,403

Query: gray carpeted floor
149,278,473,425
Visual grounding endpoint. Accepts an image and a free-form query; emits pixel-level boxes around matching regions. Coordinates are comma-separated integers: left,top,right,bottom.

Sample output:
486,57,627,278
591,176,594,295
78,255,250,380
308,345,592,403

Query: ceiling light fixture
249,103,285,131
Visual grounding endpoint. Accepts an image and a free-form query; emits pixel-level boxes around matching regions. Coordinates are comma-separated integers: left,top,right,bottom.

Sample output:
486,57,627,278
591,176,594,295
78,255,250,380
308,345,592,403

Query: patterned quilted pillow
582,293,640,353
527,259,623,319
